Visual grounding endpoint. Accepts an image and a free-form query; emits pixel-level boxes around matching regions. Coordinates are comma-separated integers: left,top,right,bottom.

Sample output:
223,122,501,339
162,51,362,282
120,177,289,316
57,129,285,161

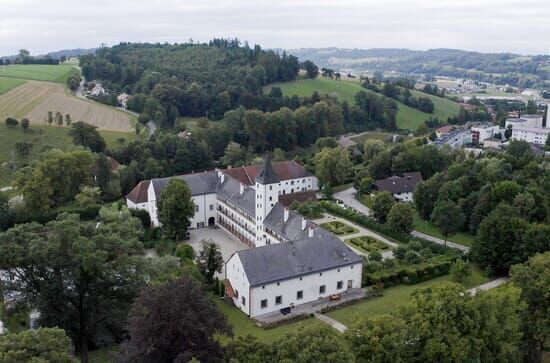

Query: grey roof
255,154,280,184
151,171,219,199
374,172,423,194
236,235,363,286
264,203,317,242
216,175,256,217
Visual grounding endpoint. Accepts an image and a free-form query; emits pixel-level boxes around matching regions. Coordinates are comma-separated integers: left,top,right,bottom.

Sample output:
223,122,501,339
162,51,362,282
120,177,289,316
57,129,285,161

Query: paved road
333,187,371,216
467,277,509,295
314,313,348,332
411,230,470,253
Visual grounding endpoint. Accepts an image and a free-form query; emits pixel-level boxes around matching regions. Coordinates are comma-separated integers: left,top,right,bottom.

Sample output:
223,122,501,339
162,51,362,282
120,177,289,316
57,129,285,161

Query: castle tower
254,154,280,246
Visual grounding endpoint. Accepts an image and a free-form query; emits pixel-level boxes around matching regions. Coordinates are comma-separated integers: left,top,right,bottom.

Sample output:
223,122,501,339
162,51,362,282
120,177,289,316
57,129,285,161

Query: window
275,296,282,305
337,281,343,289
261,299,267,308
195,205,199,212
235,289,239,298
297,290,303,300
269,196,272,201
277,282,280,286
269,186,273,190
319,285,326,294
262,285,265,289
209,204,214,211
241,296,246,306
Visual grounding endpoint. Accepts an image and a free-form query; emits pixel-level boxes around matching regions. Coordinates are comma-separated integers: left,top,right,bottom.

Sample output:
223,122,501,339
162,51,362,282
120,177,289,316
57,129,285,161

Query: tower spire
255,153,279,184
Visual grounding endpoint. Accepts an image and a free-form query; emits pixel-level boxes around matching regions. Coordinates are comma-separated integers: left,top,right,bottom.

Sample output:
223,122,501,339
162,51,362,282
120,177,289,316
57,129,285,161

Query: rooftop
126,180,150,204
374,172,423,194
151,171,219,199
223,160,312,186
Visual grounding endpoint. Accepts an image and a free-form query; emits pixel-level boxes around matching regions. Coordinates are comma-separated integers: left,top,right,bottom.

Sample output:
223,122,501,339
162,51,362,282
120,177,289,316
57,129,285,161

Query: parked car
280,307,291,315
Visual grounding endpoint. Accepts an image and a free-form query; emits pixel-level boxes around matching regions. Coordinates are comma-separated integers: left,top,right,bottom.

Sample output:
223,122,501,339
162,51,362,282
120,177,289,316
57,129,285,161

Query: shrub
130,208,151,229
4,117,18,128
155,239,175,256
176,243,196,262
369,250,383,262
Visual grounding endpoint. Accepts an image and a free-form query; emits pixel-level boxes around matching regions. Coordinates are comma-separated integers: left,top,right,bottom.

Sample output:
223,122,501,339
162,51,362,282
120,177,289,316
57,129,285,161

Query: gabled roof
278,190,317,207
126,180,150,204
374,172,423,194
223,160,312,185
216,173,256,217
235,234,362,287
255,154,280,184
151,171,219,199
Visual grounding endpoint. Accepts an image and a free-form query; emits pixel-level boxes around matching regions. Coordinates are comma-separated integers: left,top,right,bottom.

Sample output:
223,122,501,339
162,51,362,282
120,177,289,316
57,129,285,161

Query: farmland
0,125,135,187
267,78,460,130
0,80,133,132
0,78,26,95
0,64,77,83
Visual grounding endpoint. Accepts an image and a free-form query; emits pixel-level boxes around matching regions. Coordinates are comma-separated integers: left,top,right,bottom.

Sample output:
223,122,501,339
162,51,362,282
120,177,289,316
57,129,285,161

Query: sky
1,0,549,56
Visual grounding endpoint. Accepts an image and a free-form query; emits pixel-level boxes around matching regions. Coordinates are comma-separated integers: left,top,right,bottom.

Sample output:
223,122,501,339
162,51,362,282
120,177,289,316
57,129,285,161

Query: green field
267,78,460,130
0,64,77,83
0,125,135,187
413,211,475,247
0,77,26,95
327,265,489,326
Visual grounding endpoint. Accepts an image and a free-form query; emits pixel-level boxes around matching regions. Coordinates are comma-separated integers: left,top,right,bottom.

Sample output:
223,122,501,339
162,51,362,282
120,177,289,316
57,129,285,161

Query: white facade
393,191,413,202
226,254,362,317
471,125,500,144
126,199,148,211
509,125,550,145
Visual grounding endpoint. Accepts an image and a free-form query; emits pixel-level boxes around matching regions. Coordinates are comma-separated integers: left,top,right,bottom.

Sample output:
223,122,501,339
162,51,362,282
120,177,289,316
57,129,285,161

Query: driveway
411,230,470,253
314,214,397,260
467,277,508,295
334,187,371,216
187,226,249,276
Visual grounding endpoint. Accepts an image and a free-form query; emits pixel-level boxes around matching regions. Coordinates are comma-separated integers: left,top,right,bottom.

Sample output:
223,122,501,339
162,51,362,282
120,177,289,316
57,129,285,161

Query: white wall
248,262,362,317
510,126,550,145
277,176,317,195
126,199,148,211
226,254,251,315
189,193,217,228
394,192,413,202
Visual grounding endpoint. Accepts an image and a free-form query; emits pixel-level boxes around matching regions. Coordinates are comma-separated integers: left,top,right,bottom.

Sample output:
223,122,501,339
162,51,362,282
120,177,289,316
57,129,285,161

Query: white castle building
126,156,363,317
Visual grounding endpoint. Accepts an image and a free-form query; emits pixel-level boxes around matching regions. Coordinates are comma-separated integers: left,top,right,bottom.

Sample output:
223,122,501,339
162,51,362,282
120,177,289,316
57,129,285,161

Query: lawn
327,265,489,326
215,299,321,343
0,64,78,83
0,125,135,187
321,220,359,235
89,346,119,363
413,211,475,247
0,77,26,95
345,236,390,253
332,182,353,193
267,78,459,130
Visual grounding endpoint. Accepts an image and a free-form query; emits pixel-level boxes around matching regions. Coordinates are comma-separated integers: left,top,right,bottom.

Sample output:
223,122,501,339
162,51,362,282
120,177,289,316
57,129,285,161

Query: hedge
362,257,454,287
320,201,410,243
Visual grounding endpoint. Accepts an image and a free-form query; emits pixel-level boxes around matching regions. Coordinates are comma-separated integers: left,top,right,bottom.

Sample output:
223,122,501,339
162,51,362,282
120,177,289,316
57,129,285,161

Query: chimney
283,208,289,222
221,173,225,183
239,183,245,195
301,217,307,231
308,226,314,238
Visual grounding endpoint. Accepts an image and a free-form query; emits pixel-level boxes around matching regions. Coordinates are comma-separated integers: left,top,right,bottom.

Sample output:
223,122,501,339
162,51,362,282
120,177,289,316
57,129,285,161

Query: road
467,277,509,295
411,230,470,253
314,313,347,333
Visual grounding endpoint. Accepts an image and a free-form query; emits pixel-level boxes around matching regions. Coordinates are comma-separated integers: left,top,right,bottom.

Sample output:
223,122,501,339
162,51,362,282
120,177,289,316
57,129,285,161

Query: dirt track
0,81,133,132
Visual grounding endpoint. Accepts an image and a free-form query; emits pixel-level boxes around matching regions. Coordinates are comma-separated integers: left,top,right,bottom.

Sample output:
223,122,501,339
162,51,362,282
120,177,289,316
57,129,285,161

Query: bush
155,239,175,257
4,117,18,128
175,243,196,262
369,250,383,262
130,208,151,229
362,257,454,287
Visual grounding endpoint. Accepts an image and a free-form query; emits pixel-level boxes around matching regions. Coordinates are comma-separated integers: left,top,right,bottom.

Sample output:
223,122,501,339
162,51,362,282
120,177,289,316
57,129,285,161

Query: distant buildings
471,124,501,145
434,128,473,149
117,93,129,108
373,172,423,202
506,114,549,146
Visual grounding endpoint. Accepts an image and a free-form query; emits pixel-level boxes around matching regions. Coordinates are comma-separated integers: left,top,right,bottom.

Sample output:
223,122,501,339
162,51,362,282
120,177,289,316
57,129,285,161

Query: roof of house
223,160,312,186
255,154,280,184
374,172,423,194
217,174,256,216
437,125,454,134
264,204,317,242
235,234,362,286
126,180,150,204
278,190,317,207
151,171,219,199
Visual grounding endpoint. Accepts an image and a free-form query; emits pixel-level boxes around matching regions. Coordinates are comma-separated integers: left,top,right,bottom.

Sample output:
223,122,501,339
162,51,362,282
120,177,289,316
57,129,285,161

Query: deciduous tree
0,328,75,363
196,239,224,283
386,202,414,234
371,191,395,223
430,199,464,248
157,179,195,241
68,121,106,152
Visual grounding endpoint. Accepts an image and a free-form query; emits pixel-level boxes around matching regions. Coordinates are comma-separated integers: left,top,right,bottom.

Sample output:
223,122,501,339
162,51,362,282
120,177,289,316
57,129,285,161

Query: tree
450,258,471,283
303,60,319,79
221,141,247,167
4,117,18,128
20,117,30,130
47,111,53,125
94,153,112,190
358,176,373,195
504,124,513,139
14,141,33,162
68,121,106,152
65,114,72,126
74,185,101,206
363,139,386,164
526,99,538,114
273,325,354,363
121,276,231,363
386,202,414,234
371,191,395,223
0,192,12,231
157,179,195,241
195,239,224,283
55,111,63,126
225,335,272,363
314,147,353,187
510,252,550,363
0,209,146,363
430,199,464,248
0,328,75,363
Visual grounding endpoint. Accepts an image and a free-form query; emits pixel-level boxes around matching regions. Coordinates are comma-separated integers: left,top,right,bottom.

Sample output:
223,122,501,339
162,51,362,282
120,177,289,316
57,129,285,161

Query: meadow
0,77,27,95
267,78,460,130
0,64,78,83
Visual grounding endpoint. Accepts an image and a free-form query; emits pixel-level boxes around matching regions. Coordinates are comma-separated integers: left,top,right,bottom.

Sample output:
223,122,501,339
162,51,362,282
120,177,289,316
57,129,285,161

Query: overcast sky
1,0,549,56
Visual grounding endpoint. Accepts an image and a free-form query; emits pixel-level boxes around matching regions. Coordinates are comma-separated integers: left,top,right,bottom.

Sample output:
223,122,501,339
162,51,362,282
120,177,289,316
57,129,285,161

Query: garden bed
346,236,390,253
320,220,358,235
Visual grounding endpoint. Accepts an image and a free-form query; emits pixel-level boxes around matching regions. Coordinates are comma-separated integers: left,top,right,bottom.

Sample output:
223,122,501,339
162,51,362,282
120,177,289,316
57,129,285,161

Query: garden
320,220,358,235
345,236,390,253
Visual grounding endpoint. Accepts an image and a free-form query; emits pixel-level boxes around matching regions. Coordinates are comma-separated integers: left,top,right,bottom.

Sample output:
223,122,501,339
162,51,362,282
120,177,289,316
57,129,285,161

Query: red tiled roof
108,156,122,171
436,125,454,134
223,160,312,185
126,180,150,204
374,172,423,194
278,191,317,206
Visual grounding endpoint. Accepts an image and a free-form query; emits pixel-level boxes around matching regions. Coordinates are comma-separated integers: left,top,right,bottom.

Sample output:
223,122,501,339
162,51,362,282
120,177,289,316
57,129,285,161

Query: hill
266,78,459,130
0,64,78,83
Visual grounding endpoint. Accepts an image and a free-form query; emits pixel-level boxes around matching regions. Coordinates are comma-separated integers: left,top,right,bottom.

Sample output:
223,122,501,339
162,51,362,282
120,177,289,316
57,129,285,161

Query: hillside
266,78,459,130
0,64,78,83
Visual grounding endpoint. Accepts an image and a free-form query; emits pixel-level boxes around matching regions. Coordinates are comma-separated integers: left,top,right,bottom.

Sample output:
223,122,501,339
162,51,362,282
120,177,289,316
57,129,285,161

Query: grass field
0,64,77,83
413,211,475,247
0,80,133,132
0,125,135,187
0,77,26,95
267,78,460,130
327,265,489,326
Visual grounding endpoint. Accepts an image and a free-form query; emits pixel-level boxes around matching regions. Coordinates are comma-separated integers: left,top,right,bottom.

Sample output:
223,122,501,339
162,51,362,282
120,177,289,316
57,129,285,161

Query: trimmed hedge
347,236,389,252
320,201,409,243
362,257,454,287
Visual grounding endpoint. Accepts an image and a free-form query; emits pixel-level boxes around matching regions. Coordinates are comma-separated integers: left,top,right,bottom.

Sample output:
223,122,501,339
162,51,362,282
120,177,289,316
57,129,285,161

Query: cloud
0,0,548,55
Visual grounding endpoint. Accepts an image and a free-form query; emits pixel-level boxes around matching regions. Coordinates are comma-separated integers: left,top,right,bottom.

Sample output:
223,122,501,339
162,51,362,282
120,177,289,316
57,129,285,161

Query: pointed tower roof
255,153,280,184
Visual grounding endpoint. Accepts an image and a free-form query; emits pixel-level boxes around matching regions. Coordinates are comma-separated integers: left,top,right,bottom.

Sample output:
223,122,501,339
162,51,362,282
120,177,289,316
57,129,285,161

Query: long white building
505,115,549,145
126,156,362,317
